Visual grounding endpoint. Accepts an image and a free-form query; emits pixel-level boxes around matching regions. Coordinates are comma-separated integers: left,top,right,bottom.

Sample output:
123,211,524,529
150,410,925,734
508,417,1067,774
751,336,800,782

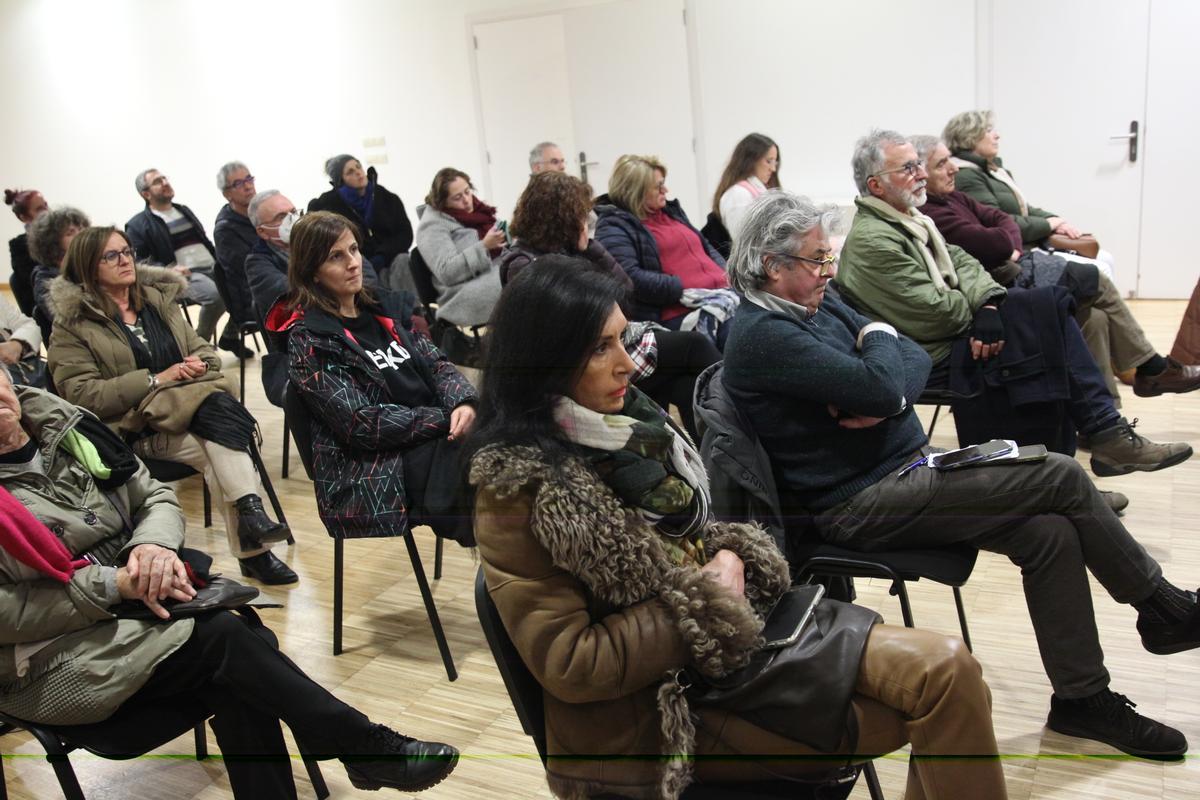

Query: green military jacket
950,152,1058,246
837,197,1006,364
0,388,192,725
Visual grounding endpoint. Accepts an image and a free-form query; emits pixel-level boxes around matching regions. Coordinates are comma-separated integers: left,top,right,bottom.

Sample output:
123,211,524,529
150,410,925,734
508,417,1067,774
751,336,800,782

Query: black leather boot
238,551,298,585
342,724,459,791
235,494,291,549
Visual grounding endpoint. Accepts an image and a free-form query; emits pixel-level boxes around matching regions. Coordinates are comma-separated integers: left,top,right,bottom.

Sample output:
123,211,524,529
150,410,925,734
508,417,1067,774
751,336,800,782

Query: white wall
0,0,519,281
689,0,977,211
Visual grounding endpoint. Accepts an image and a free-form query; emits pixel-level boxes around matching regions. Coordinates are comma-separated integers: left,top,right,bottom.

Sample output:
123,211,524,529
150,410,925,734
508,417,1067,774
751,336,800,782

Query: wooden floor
2,298,1198,799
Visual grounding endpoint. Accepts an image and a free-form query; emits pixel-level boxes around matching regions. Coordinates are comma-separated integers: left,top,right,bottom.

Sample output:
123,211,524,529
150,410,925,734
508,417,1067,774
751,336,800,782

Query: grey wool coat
413,204,502,326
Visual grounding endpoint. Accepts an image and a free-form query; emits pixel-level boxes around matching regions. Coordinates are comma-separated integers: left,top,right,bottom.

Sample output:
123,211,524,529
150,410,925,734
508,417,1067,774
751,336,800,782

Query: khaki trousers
134,431,268,558
694,625,1006,800
1077,272,1156,400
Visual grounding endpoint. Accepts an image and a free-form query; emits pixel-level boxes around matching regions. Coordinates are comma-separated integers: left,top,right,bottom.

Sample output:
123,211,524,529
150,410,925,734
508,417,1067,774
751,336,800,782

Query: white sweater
718,176,768,241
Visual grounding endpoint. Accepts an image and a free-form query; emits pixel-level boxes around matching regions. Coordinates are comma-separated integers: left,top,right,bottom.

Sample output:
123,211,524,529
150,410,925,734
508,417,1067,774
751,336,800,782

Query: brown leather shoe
1133,357,1200,397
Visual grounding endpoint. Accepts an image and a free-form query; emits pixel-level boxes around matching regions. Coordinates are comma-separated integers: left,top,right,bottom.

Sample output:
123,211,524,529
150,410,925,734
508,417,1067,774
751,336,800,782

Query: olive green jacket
837,197,1006,364
0,388,191,725
950,152,1058,246
46,265,227,434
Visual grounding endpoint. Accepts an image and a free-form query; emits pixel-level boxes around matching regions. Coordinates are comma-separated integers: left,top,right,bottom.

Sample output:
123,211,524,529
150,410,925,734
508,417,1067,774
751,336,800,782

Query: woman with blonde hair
595,155,734,347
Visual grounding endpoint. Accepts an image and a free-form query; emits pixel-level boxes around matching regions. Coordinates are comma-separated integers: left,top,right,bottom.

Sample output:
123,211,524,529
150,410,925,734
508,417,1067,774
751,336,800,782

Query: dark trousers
813,452,1161,699
636,329,722,440
929,302,1120,437
109,611,371,799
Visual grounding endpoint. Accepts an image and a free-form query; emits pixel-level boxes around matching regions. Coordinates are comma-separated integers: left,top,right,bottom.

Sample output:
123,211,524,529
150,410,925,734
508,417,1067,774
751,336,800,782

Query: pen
897,455,927,478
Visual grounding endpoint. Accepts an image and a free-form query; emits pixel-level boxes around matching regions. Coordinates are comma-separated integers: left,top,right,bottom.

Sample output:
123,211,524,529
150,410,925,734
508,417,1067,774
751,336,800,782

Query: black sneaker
343,724,459,792
1138,589,1200,655
1046,690,1187,760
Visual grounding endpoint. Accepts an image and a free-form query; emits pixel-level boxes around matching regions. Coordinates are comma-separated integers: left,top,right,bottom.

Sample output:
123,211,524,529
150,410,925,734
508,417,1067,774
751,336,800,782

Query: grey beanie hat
324,154,357,187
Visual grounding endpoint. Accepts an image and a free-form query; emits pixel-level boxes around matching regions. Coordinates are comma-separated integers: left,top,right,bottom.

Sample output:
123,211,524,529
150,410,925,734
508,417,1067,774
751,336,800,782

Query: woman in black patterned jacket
268,211,477,545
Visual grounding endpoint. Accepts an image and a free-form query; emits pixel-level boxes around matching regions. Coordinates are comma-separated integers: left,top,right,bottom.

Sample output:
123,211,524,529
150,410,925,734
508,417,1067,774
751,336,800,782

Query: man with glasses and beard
835,129,1190,479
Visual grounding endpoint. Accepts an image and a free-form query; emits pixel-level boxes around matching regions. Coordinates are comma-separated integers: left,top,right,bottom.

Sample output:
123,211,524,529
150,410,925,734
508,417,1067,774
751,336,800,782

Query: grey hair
529,141,559,169
728,191,842,293
850,129,908,196
27,205,91,266
942,110,994,153
247,189,281,227
134,168,158,194
216,161,249,191
908,135,942,162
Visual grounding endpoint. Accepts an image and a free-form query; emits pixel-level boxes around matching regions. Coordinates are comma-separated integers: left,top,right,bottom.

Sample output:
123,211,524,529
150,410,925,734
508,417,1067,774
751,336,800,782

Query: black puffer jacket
308,167,413,265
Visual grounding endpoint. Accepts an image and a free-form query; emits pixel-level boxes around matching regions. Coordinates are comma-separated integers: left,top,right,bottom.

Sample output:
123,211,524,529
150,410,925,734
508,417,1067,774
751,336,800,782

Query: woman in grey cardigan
414,168,504,326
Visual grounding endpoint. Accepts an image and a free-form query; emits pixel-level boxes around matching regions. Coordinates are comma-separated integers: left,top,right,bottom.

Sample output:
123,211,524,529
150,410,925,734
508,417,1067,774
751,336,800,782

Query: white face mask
277,211,301,245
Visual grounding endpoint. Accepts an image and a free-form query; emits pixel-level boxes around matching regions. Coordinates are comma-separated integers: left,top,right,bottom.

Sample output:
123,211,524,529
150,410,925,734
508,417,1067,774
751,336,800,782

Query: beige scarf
951,157,1030,216
860,195,959,293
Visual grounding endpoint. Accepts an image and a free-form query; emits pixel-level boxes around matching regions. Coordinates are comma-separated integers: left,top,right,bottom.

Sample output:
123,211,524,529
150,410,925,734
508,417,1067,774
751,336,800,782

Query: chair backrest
407,248,441,312
473,568,548,764
283,383,317,481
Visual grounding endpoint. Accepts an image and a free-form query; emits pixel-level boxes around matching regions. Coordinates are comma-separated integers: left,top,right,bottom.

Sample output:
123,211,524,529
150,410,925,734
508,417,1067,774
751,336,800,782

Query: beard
890,181,927,209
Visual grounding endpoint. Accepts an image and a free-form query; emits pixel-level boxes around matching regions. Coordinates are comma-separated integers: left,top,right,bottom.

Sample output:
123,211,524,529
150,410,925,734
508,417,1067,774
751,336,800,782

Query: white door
472,14,578,219
1136,0,1200,298
471,0,700,222
987,0,1150,296
562,0,700,220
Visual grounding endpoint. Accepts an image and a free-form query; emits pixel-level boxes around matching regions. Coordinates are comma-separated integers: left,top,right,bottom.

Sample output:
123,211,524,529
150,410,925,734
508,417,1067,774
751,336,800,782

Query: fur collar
471,443,792,800
48,265,186,325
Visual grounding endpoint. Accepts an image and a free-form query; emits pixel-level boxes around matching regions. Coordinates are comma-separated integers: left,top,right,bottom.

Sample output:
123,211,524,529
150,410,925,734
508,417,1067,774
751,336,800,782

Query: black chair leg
238,347,247,406
927,404,942,438
953,586,973,652
863,761,885,800
402,530,457,681
333,538,344,656
302,756,330,800
202,480,212,528
434,536,444,581
248,444,290,539
0,753,7,800
47,754,85,800
281,418,291,480
893,580,916,628
193,722,208,760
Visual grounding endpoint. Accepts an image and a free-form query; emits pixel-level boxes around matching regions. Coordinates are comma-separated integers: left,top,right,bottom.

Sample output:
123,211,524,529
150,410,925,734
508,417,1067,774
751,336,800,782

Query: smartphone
761,585,824,649
928,439,1013,470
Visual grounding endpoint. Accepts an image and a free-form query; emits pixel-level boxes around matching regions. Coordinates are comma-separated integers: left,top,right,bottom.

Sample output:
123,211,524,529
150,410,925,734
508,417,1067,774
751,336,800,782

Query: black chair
473,570,881,800
284,384,455,679
695,362,978,651
237,320,264,402
0,706,328,800
406,248,440,327
142,458,211,529
915,386,980,439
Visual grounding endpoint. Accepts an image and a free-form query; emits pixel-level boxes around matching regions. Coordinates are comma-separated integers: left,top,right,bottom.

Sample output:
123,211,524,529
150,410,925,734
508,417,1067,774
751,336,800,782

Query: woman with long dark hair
468,260,1006,800
709,133,781,251
46,227,294,585
269,211,477,546
499,170,720,440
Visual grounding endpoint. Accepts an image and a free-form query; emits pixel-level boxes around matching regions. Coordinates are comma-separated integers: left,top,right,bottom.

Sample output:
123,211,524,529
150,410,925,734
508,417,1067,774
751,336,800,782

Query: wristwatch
148,373,159,389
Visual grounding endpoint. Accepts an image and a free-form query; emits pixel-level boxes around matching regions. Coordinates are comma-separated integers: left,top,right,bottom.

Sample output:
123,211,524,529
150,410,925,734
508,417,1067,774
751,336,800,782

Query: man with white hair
721,189,1199,761
528,141,567,175
212,161,260,353
836,129,1190,478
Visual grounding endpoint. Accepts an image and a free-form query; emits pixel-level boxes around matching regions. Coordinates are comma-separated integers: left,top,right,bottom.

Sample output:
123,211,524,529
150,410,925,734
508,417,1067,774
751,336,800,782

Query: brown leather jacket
471,444,790,800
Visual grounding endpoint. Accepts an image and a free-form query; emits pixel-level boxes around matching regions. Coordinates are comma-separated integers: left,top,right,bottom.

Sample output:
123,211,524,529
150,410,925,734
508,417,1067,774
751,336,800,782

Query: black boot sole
346,753,459,792
238,525,293,546
238,561,299,585
1045,718,1187,760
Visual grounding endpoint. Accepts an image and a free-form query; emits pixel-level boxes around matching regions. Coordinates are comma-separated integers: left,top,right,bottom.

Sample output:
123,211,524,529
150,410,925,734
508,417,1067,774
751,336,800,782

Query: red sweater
922,190,1023,269
642,211,729,320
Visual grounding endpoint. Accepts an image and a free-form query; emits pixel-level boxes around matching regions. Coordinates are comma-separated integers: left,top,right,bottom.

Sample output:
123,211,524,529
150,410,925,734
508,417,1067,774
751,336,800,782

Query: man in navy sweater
721,190,1199,761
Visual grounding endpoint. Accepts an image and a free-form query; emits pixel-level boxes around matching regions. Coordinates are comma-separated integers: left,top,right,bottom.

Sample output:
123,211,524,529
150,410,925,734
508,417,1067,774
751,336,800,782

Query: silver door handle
1110,121,1138,162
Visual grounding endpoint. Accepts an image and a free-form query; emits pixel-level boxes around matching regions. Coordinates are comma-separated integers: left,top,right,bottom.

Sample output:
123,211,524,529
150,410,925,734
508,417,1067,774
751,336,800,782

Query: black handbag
113,575,260,620
684,585,880,752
